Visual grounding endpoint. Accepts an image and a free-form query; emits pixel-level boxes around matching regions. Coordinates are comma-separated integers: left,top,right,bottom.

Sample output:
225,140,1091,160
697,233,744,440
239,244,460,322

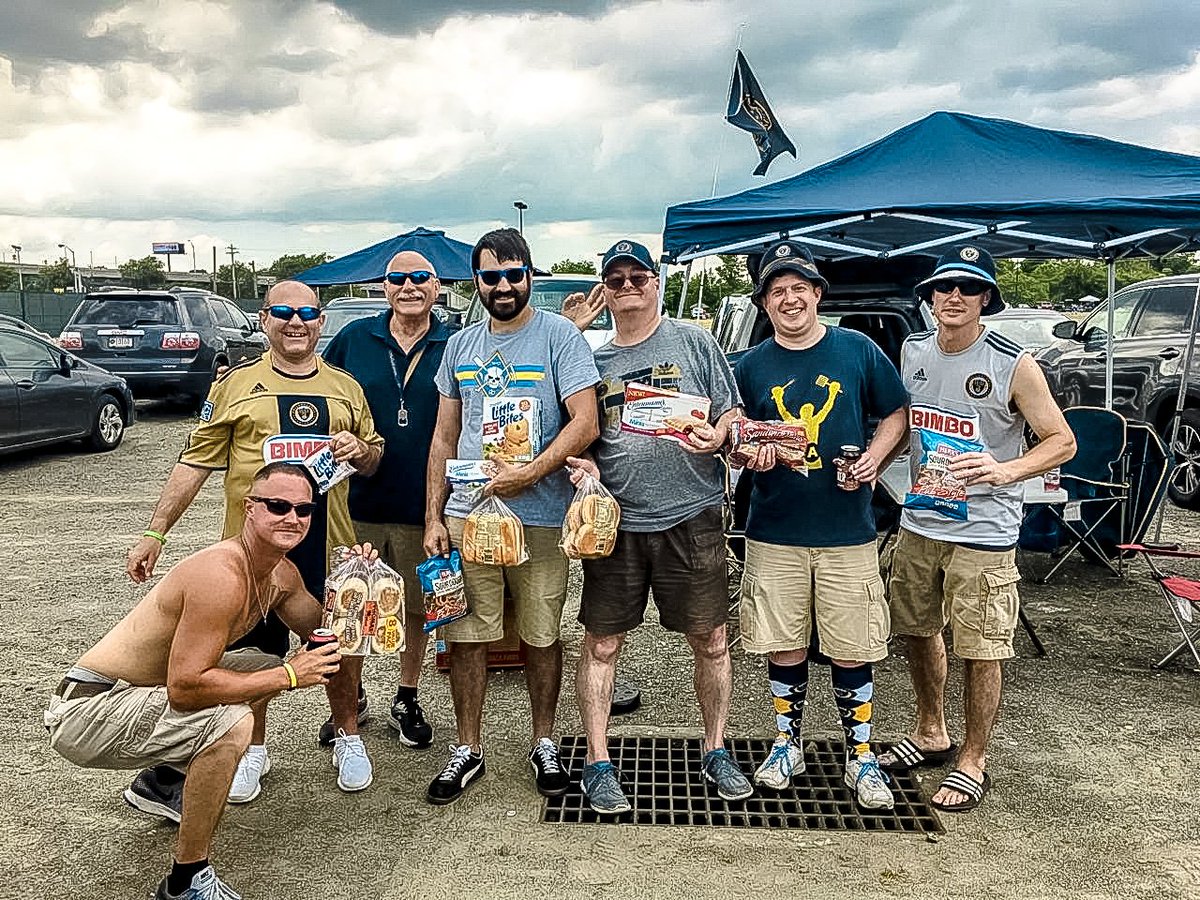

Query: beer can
1043,468,1061,492
835,445,863,491
306,628,338,651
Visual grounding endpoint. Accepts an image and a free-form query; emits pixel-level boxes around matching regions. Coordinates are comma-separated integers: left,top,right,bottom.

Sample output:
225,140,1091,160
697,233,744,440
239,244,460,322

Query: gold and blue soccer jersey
179,352,384,593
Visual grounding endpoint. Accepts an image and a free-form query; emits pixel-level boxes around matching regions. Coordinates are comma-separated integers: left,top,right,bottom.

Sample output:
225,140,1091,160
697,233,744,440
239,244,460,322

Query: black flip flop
931,769,992,813
879,737,958,770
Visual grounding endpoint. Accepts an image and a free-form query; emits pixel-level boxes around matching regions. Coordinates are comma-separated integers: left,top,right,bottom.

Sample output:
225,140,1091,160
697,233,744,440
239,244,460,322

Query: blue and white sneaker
753,735,805,790
154,865,241,899
701,747,754,801
845,752,894,810
581,761,632,815
332,731,373,792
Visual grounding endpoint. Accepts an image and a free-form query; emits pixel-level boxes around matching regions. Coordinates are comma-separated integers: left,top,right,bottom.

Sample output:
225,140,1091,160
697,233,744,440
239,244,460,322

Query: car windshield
468,278,612,329
988,315,1068,350
321,304,386,341
74,297,180,327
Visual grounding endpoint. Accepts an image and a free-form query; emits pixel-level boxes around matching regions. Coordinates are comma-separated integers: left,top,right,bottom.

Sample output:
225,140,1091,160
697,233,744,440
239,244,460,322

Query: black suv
1036,273,1200,507
59,288,268,403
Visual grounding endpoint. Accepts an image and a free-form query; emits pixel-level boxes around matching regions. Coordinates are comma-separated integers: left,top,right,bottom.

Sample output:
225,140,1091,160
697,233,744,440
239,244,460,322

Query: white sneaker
332,731,374,792
227,746,270,804
845,751,894,810
753,735,805,789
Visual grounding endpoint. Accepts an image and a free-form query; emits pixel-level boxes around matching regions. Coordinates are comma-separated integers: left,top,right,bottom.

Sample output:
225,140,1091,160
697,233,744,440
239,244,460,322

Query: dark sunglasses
249,496,317,518
931,279,990,297
264,305,321,322
384,270,434,286
604,272,655,291
476,266,529,286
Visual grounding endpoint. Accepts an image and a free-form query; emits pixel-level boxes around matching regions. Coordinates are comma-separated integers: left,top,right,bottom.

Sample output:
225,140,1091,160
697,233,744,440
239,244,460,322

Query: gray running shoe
154,864,241,899
125,766,183,824
581,761,632,815
701,747,754,801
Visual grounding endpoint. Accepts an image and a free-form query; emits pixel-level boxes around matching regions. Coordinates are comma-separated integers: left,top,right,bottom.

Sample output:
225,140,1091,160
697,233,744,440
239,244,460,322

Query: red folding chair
1118,543,1200,670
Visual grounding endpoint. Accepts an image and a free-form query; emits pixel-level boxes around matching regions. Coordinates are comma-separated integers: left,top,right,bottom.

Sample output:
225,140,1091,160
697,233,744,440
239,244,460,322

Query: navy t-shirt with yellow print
733,328,907,548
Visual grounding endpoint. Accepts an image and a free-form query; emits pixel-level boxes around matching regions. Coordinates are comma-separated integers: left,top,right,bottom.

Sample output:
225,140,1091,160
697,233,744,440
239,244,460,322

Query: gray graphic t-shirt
436,309,600,527
592,318,741,531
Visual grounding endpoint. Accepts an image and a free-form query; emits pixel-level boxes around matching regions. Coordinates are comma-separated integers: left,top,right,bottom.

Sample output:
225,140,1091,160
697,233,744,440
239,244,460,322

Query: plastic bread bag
325,550,373,655
461,494,528,567
366,557,405,655
417,550,469,634
727,419,810,474
903,429,983,521
561,473,621,559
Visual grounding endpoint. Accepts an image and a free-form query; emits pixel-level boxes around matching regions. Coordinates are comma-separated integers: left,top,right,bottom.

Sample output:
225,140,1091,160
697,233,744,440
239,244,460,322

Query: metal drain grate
543,736,943,834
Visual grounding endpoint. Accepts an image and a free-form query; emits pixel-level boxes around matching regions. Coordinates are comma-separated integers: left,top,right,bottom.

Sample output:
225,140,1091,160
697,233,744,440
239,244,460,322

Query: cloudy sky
2,0,1200,274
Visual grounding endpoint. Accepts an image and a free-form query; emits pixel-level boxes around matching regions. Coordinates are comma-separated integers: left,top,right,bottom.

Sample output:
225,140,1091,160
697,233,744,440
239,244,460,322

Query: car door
1058,288,1144,410
0,331,89,441
0,346,20,448
222,301,261,362
205,298,246,362
1123,283,1199,422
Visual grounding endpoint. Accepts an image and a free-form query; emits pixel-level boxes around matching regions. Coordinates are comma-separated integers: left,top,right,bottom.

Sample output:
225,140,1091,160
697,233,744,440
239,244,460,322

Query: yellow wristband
143,530,167,546
282,662,298,690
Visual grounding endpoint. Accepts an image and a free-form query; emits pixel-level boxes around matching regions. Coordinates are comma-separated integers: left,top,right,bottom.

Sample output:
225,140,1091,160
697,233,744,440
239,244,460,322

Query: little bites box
481,396,541,463
620,381,712,445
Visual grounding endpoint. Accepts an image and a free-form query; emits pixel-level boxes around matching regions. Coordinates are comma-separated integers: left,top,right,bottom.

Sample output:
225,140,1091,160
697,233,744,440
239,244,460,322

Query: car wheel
87,396,125,452
1168,408,1200,509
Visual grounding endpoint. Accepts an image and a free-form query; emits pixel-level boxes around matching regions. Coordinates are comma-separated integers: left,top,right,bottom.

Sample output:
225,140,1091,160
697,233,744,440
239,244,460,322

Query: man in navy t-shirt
733,240,908,809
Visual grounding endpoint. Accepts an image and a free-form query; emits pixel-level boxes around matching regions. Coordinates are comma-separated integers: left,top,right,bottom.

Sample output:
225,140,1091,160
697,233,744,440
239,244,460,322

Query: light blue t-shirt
436,309,600,527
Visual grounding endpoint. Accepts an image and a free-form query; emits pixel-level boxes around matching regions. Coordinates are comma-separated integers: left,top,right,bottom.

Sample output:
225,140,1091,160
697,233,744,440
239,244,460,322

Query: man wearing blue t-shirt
734,240,909,810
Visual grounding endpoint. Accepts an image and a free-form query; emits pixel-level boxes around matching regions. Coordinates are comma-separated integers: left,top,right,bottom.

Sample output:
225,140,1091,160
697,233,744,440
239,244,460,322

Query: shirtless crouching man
45,463,368,900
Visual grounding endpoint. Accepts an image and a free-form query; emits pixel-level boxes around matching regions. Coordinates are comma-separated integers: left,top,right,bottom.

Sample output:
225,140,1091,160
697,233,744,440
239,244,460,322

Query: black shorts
579,505,729,637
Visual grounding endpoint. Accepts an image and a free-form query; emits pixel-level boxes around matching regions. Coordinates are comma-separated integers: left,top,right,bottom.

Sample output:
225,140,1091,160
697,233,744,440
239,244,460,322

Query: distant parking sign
152,242,185,254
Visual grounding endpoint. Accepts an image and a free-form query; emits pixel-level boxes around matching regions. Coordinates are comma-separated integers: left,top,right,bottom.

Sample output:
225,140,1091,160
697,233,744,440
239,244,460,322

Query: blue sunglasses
265,305,321,322
476,266,529,287
385,270,434,286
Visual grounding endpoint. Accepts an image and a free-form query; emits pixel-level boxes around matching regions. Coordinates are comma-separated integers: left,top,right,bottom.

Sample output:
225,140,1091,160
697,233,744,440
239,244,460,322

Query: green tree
265,253,332,280
215,264,258,301
38,257,74,291
119,255,167,290
0,266,16,291
550,258,597,275
661,271,685,316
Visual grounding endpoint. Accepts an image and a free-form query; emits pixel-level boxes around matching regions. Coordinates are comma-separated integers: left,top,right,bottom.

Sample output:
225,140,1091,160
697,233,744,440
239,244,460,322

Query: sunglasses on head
931,279,990,297
603,272,655,291
249,496,317,518
475,266,529,287
384,270,434,286
264,305,321,322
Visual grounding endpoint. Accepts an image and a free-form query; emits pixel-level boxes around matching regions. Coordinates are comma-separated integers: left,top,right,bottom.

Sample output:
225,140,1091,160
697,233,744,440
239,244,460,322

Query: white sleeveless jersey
899,324,1028,546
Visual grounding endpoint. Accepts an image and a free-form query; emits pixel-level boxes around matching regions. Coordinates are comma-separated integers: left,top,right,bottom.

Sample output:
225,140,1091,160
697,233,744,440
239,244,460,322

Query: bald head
265,280,318,307
383,250,440,322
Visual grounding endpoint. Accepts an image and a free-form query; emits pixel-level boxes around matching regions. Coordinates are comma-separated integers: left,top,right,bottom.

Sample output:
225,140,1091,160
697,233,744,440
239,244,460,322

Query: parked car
317,298,463,356
0,322,135,455
985,308,1071,352
58,288,268,403
464,274,614,350
0,314,53,341
1036,273,1200,508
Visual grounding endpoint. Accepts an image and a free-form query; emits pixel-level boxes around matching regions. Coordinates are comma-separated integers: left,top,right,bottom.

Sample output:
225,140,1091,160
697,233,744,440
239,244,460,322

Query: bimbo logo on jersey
262,434,332,464
910,405,978,440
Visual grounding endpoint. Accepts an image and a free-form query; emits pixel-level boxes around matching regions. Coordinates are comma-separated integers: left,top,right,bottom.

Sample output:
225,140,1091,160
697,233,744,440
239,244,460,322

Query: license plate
108,336,134,349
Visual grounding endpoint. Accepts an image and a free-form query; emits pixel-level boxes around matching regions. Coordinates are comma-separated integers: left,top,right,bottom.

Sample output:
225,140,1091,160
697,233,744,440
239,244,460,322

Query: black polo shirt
323,310,451,526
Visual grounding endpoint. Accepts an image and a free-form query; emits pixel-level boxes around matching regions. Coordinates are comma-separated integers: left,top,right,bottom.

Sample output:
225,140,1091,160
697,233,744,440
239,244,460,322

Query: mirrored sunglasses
384,270,434,286
249,496,316,518
476,266,529,287
265,305,321,322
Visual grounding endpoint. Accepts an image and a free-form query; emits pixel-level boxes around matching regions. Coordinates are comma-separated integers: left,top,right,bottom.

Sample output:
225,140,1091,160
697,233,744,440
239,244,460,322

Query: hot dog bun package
461,494,528,567
417,550,469,634
620,381,711,446
321,546,405,656
561,473,621,559
903,428,983,521
727,419,810,474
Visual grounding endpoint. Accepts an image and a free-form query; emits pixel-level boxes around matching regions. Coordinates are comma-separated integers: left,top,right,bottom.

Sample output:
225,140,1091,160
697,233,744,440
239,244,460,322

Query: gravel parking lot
3,403,1199,900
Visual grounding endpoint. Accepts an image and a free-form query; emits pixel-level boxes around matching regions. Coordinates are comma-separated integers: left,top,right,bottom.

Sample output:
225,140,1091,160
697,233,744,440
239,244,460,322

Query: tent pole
1105,258,1116,410
1153,276,1200,540
676,260,694,319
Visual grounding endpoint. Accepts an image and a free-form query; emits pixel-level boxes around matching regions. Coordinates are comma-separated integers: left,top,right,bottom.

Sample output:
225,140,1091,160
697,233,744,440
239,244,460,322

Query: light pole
513,200,527,235
58,243,80,292
10,244,22,293
188,240,197,271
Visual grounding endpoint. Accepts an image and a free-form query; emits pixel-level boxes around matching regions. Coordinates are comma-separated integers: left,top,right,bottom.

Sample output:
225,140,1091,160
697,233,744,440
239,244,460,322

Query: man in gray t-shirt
566,240,751,816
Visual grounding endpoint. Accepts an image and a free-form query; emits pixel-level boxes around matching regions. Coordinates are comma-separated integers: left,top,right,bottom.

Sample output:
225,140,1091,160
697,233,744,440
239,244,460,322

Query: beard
482,287,531,322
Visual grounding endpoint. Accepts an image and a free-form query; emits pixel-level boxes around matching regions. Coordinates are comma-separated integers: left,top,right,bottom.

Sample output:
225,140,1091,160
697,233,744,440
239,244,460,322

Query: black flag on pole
725,49,796,176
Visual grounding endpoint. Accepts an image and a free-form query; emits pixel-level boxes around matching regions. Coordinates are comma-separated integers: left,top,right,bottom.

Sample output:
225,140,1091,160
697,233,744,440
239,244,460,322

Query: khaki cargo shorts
46,648,280,770
353,521,429,621
887,527,1020,661
739,539,890,662
443,516,568,648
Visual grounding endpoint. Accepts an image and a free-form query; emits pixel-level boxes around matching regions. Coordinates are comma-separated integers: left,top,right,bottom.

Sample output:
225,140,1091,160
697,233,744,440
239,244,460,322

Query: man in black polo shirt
322,249,452,749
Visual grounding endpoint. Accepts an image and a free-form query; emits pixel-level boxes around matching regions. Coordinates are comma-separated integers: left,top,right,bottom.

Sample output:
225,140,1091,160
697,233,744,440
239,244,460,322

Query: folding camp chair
1118,543,1200,670
1039,407,1130,584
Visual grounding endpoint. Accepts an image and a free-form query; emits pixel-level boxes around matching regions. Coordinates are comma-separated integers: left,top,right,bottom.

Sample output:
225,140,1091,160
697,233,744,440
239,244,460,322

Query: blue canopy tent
293,227,475,285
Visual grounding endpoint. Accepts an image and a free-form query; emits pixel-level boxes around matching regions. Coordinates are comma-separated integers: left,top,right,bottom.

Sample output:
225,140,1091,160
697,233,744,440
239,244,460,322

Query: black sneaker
426,744,485,805
388,693,433,748
528,737,570,797
318,685,370,747
124,766,183,824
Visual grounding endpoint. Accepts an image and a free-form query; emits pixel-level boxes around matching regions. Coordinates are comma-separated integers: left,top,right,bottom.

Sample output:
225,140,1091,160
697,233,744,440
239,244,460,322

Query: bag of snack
561,473,621,559
727,419,810,474
417,550,469,634
903,428,983,521
461,494,528,566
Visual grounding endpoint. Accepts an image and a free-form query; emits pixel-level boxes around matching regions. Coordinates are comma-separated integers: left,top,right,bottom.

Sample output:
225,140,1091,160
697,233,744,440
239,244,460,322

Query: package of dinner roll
321,547,405,656
561,473,621,560
417,550,469,633
461,494,528,567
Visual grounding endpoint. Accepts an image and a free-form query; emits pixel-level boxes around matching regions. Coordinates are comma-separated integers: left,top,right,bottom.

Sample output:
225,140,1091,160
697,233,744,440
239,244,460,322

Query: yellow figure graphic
769,374,842,469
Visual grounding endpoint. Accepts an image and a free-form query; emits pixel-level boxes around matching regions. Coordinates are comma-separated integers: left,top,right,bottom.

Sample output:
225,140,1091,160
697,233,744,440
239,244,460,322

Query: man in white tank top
882,245,1075,813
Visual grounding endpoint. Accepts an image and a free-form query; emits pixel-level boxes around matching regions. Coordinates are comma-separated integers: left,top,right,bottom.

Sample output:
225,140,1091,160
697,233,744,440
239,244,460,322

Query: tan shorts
887,527,1020,661
740,539,889,662
46,648,280,770
352,520,428,621
443,516,568,648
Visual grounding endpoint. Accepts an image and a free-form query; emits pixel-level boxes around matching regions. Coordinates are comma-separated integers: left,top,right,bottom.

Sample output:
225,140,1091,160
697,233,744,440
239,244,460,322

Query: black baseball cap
753,239,829,302
601,240,656,277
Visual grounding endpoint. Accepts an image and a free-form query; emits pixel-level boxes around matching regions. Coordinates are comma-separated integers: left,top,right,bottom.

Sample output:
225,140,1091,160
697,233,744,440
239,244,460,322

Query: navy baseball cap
915,244,1005,315
754,240,829,302
601,240,656,277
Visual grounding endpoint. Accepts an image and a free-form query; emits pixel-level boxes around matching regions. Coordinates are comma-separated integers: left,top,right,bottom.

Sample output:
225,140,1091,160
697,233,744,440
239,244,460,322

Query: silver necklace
239,535,270,622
